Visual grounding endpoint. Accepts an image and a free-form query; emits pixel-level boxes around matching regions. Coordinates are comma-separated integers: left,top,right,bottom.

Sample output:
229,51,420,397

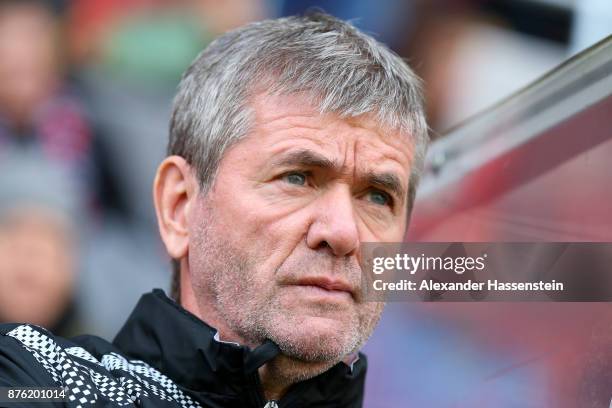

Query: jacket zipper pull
263,401,279,408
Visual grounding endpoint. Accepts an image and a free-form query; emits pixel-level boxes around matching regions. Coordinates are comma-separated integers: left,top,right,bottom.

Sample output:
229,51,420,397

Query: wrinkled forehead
248,91,415,160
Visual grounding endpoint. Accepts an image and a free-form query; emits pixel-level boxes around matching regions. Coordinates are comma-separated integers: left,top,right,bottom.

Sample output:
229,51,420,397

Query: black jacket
0,289,366,407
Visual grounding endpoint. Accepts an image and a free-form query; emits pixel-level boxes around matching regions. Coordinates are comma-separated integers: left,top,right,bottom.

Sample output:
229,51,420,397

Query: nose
306,185,360,257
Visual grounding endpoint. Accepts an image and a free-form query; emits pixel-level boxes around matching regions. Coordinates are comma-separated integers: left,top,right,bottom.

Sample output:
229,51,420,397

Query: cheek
385,222,407,242
358,301,385,332
359,215,407,243
209,189,312,269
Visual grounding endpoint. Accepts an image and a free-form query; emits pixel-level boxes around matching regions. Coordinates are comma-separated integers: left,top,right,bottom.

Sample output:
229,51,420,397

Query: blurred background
0,0,610,407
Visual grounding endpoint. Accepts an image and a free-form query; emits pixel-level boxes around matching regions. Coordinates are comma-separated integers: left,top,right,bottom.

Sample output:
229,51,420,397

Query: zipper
263,401,279,408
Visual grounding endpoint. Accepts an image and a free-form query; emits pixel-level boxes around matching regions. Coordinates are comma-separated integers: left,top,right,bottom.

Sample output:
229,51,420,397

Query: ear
153,156,199,261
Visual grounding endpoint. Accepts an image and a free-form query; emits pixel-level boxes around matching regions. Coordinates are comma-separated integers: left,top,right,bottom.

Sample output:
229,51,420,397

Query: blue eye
368,190,392,206
284,172,307,186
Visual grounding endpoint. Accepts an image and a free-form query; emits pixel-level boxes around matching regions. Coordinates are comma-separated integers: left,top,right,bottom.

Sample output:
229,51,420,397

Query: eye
367,190,393,207
283,172,307,186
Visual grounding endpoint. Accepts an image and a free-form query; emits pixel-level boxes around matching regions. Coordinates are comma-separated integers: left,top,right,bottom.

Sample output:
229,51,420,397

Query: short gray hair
168,12,428,202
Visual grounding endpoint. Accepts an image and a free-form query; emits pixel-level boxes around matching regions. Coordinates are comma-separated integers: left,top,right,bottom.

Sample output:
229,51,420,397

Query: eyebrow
271,149,337,170
272,148,407,202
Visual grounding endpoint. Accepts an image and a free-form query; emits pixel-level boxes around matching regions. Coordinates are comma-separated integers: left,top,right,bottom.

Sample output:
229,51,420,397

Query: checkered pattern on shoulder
6,324,201,408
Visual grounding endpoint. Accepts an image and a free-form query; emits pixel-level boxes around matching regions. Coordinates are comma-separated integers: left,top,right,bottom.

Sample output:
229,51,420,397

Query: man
0,150,82,337
0,12,428,407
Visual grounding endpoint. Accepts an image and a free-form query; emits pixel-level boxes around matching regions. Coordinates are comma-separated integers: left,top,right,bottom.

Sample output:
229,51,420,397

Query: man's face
188,93,413,363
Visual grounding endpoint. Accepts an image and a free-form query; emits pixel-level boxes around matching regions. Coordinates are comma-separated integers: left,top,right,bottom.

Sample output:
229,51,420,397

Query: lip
291,277,355,299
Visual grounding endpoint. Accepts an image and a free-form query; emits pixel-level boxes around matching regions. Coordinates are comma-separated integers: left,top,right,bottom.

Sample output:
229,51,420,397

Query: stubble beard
190,210,384,381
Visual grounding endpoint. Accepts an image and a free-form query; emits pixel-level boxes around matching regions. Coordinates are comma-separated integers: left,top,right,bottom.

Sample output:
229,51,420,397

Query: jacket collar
112,289,366,407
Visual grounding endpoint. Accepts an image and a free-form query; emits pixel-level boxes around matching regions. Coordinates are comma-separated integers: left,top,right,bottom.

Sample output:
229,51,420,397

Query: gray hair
168,12,428,207
168,12,429,302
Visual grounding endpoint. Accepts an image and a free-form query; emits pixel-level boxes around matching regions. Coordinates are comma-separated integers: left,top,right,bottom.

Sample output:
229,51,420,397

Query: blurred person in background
0,0,97,208
0,149,83,337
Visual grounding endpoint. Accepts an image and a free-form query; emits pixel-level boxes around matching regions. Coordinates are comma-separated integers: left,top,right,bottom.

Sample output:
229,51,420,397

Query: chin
269,315,360,363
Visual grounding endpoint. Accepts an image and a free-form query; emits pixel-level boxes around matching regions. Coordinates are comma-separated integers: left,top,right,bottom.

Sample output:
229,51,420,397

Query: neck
258,354,336,401
258,363,291,401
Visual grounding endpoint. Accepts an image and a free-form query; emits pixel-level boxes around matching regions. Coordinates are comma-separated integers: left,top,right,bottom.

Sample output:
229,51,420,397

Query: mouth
289,276,356,301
